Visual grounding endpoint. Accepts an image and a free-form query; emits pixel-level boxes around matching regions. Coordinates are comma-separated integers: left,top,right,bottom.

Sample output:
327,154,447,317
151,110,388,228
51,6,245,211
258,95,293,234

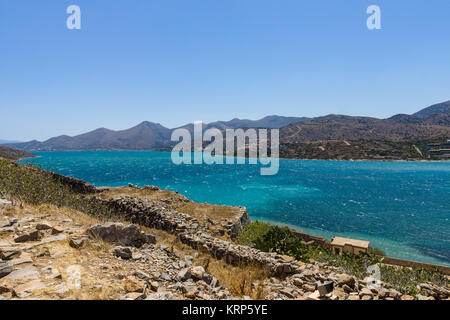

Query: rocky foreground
0,196,448,300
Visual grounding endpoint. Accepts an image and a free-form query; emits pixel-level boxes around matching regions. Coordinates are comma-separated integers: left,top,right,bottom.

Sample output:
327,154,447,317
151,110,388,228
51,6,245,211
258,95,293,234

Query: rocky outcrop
86,222,156,248
0,262,13,278
220,207,251,239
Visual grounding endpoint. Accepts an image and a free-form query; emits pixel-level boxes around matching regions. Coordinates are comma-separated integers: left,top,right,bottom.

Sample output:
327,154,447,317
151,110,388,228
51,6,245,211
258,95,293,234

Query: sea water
21,151,450,267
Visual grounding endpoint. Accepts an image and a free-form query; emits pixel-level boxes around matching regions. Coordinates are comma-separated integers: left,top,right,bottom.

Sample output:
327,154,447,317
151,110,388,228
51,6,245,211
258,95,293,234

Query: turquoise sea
21,151,450,267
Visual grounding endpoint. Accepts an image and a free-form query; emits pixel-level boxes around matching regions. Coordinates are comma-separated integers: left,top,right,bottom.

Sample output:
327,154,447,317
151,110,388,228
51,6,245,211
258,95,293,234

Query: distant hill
7,121,172,151
5,102,450,153
7,116,307,151
0,146,36,160
412,100,450,119
387,101,450,126
280,115,450,143
220,115,311,129
281,100,450,143
176,116,310,135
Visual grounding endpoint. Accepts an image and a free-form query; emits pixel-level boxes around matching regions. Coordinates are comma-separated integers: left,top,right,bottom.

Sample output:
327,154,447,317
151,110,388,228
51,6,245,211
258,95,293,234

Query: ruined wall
50,172,98,194
87,196,302,276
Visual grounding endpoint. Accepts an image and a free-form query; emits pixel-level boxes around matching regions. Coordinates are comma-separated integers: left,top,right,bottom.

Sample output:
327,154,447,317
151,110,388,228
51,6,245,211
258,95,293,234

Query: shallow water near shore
21,151,450,267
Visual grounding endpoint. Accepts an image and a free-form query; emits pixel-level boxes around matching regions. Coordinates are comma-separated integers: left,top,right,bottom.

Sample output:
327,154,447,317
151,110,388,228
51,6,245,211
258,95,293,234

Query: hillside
280,115,450,143
7,122,172,152
412,100,450,119
0,146,35,161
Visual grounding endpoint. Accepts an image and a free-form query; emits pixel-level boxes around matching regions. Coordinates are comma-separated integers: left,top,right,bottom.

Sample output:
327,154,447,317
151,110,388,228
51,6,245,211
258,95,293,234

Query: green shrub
236,220,448,294
369,247,386,256
235,221,273,246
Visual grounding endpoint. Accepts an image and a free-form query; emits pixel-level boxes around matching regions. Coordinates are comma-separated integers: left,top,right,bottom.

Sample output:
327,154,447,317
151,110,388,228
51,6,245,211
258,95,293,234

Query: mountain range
4,101,450,152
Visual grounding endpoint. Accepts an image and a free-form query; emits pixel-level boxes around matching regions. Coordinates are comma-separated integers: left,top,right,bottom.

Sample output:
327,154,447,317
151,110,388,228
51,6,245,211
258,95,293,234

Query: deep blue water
21,151,450,267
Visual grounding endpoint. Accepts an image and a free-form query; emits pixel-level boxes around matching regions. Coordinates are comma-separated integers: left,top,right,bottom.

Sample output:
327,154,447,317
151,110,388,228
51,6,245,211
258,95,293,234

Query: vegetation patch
236,221,448,295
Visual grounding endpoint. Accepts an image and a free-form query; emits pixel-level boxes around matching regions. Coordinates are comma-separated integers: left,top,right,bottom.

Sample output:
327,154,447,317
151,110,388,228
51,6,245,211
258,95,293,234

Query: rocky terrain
1,188,448,300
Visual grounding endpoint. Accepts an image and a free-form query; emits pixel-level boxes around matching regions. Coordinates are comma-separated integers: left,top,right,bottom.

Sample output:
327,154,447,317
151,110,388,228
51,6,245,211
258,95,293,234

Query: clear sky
1,0,450,141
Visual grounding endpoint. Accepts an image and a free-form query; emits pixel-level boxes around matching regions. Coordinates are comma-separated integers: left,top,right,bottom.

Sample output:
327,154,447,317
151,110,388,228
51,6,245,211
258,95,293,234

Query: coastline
21,149,449,163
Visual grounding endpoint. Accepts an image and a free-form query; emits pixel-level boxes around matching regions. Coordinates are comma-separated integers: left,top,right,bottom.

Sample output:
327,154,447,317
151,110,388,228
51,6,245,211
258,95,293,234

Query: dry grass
175,202,238,222
205,260,270,299
97,186,181,202
98,186,238,223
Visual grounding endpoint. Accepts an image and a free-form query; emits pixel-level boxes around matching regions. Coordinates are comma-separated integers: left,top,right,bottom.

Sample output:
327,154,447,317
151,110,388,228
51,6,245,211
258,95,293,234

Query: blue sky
1,0,450,141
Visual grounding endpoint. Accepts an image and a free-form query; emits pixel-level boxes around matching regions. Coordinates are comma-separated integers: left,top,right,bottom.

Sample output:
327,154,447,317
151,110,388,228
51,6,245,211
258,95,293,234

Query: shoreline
21,149,449,163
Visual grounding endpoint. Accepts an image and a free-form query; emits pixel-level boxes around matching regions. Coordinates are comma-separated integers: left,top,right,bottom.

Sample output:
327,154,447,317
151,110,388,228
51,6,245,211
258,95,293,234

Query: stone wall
378,256,450,275
292,230,331,250
50,172,98,194
223,207,251,239
87,196,302,276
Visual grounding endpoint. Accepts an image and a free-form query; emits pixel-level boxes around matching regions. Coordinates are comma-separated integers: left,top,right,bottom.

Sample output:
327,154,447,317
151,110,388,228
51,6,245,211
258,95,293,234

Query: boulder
159,273,171,281
4,266,39,281
86,222,155,248
191,266,205,280
0,278,14,293
51,227,63,235
112,246,133,260
69,237,86,249
122,276,146,293
0,249,21,261
359,287,373,297
316,281,334,296
133,270,151,281
0,262,13,278
13,280,46,298
41,266,62,280
14,231,43,243
177,268,192,281
36,223,52,230
337,274,355,288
